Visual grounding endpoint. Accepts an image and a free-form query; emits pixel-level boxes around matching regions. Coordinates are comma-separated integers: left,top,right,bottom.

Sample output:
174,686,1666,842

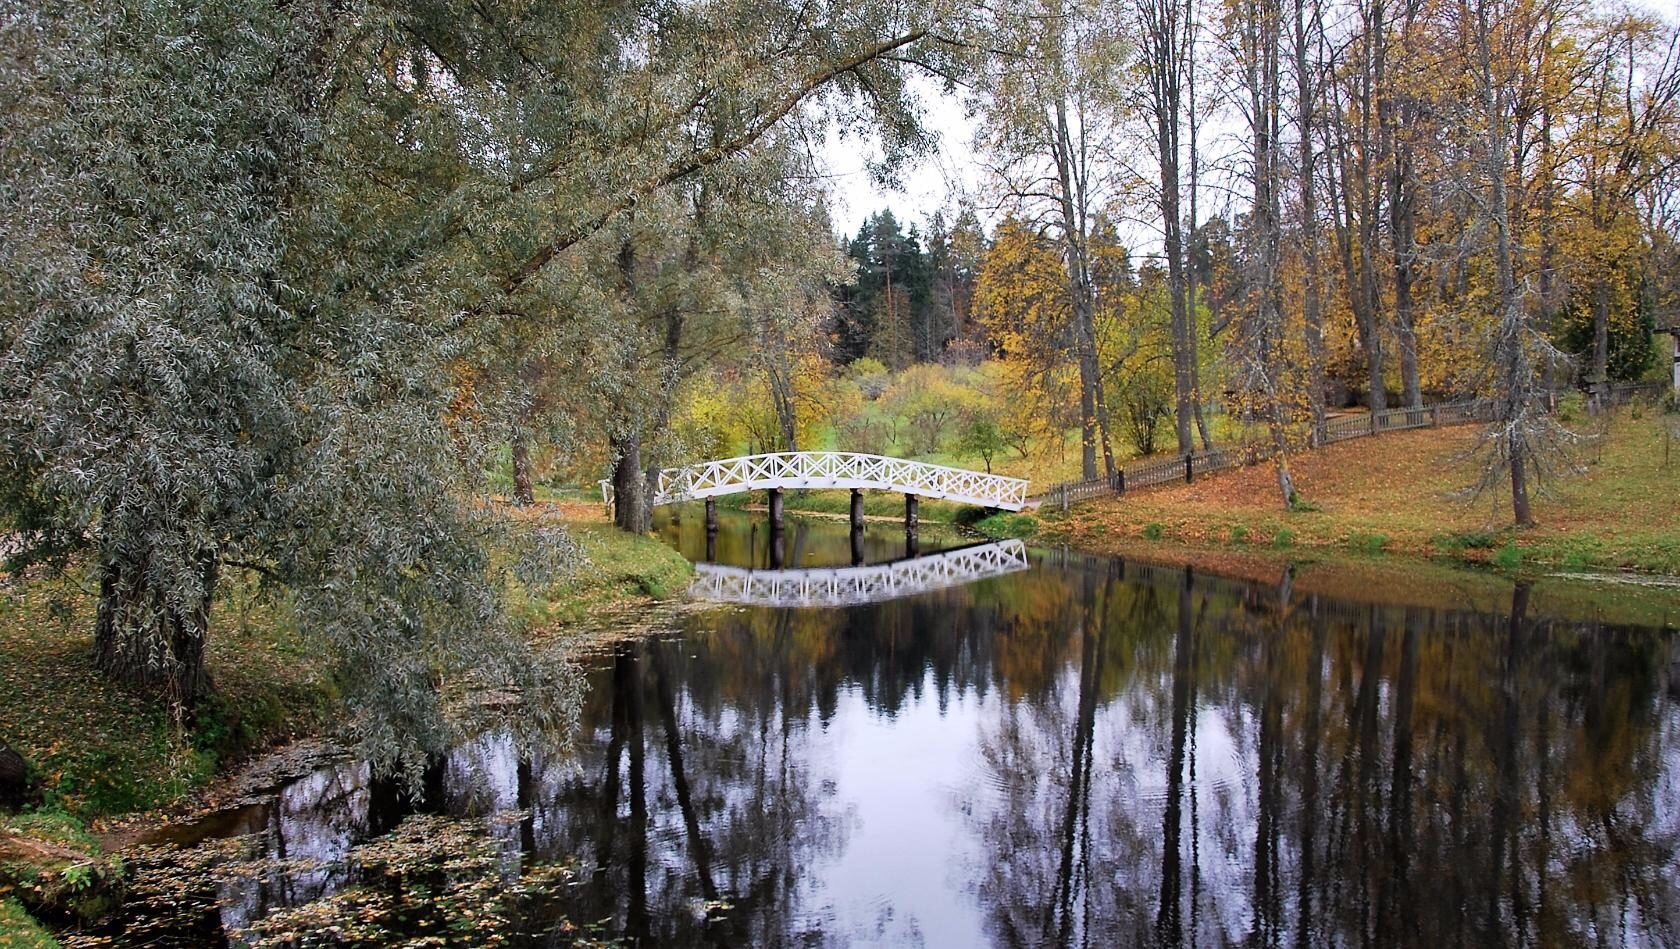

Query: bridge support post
767,488,784,530
851,528,865,567
769,528,785,569
904,493,919,557
850,489,864,532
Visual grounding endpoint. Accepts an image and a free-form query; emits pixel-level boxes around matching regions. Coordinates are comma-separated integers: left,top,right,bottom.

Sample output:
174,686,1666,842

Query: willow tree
0,0,593,766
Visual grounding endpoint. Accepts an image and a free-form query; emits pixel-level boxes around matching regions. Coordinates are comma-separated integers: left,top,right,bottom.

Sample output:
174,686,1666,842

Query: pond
79,511,1680,947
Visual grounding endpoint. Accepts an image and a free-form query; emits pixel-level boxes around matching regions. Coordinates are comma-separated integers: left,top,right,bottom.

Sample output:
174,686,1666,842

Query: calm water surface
89,512,1680,947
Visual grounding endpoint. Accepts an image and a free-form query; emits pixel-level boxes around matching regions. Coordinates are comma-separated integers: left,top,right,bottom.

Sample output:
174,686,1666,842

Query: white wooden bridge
602,452,1031,512
688,540,1032,608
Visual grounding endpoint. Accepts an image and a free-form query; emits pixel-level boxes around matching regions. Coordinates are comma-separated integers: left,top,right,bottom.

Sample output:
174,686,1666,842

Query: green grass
1347,531,1390,555
504,522,693,632
1493,541,1523,570
0,897,60,948
971,513,1040,540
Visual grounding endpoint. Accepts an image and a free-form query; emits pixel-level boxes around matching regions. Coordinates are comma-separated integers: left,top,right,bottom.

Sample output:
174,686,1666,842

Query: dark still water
88,513,1680,947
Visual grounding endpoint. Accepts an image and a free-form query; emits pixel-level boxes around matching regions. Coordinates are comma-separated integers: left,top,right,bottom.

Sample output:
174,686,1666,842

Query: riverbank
1040,408,1680,577
0,505,690,940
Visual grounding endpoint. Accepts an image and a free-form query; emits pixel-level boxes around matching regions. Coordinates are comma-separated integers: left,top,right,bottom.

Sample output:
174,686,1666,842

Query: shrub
973,513,1039,540
1228,525,1250,545
1436,530,1498,552
1493,541,1523,570
1142,522,1164,540
1557,391,1588,423
1348,531,1388,555
1272,528,1295,549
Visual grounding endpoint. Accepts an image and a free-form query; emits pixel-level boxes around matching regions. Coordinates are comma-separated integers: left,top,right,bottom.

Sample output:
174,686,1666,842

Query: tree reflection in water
99,517,1680,947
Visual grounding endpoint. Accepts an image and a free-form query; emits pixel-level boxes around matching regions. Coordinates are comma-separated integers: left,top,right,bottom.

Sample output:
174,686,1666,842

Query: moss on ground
0,897,59,947
1046,408,1680,577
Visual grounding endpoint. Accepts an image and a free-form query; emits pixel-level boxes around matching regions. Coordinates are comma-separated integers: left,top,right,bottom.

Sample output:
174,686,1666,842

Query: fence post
1184,453,1194,483
1117,470,1126,496
1432,405,1441,427
1369,411,1377,435
1060,484,1068,513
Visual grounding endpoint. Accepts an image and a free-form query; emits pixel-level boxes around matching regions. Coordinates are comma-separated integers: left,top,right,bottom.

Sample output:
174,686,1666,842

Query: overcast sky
816,80,982,238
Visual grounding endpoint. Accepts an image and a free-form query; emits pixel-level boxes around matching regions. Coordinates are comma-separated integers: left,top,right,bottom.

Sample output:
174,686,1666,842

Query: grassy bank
0,505,690,937
1042,407,1680,576
0,896,57,947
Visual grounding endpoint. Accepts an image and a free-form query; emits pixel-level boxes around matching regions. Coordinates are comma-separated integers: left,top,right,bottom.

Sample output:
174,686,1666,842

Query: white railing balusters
643,451,1029,511
689,540,1031,607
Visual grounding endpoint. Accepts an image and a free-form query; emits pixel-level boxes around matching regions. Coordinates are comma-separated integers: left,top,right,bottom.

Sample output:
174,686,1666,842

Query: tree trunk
1386,0,1423,409
1394,234,1422,407
1591,281,1610,398
1077,363,1098,479
1510,429,1532,526
0,738,29,808
611,432,650,533
1470,0,1533,528
511,430,535,506
1294,0,1329,444
1186,17,1215,453
94,548,217,714
1164,157,1197,455
768,365,799,452
1074,294,1117,477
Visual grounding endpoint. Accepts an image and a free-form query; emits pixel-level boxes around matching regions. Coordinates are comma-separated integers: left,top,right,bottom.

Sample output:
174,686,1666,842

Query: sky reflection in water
102,512,1680,947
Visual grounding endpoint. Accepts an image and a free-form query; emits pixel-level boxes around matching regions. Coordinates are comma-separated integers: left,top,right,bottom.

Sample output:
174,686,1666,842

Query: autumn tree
971,0,1127,478
976,219,1086,458
1132,0,1217,452
1226,0,1302,504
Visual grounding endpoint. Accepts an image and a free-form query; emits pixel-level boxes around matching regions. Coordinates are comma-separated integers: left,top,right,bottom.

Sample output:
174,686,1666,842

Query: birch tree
971,0,1129,479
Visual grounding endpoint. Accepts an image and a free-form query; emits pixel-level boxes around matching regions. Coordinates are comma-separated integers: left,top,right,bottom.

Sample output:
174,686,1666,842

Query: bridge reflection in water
688,539,1031,607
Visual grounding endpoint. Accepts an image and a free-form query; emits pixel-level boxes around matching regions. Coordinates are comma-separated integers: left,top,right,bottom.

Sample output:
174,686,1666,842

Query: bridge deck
638,451,1029,511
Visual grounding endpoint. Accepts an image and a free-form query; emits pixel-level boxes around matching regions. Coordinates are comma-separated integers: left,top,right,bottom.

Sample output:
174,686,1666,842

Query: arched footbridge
603,451,1031,512
689,540,1031,608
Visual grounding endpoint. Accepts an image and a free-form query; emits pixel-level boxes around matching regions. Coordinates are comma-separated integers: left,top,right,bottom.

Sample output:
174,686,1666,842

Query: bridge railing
646,451,1029,511
689,540,1031,607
